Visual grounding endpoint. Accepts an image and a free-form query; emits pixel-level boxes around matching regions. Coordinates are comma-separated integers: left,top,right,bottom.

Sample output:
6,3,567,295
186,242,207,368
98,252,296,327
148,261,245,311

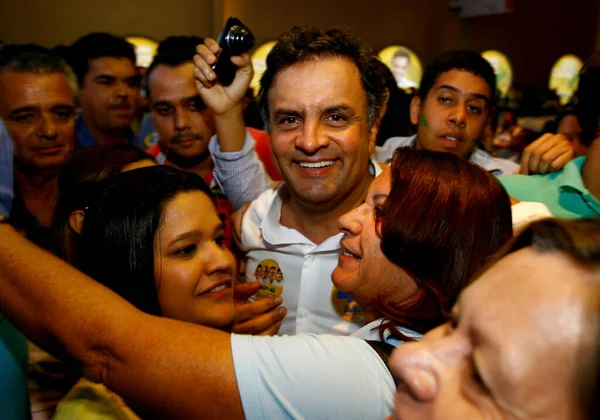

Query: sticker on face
251,258,284,300
331,288,364,323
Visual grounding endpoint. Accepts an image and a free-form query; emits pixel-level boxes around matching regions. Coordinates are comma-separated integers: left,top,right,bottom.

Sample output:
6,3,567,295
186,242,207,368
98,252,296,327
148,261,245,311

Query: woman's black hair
77,166,214,316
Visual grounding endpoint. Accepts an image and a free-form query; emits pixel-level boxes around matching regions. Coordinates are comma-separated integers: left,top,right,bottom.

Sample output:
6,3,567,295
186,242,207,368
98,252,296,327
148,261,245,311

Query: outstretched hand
233,282,286,336
193,38,254,116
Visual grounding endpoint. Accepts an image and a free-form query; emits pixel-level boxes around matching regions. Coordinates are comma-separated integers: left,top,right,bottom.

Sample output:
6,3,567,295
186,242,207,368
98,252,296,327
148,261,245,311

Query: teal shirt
0,315,29,419
498,157,600,219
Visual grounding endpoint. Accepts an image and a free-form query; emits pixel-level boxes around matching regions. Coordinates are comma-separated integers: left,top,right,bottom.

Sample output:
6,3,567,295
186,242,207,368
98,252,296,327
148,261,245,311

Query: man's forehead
0,71,75,109
148,63,196,97
430,69,492,99
267,57,366,110
462,247,591,330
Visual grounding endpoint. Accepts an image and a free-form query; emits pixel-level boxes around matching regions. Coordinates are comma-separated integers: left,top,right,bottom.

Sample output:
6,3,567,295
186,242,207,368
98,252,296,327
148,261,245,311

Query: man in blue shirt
66,33,141,148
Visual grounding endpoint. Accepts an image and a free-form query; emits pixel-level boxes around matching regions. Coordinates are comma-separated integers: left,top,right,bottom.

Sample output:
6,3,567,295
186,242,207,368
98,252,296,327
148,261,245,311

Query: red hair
376,149,512,339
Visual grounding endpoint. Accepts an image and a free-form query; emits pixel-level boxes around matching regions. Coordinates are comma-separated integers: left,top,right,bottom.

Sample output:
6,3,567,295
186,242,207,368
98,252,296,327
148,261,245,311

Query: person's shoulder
470,148,519,175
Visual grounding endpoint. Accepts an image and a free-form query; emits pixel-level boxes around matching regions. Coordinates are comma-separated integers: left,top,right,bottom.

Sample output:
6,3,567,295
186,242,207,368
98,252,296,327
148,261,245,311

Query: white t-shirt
231,318,416,420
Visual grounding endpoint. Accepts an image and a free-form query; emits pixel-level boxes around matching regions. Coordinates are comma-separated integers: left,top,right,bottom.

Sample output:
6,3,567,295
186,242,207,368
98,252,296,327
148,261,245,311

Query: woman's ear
68,210,86,234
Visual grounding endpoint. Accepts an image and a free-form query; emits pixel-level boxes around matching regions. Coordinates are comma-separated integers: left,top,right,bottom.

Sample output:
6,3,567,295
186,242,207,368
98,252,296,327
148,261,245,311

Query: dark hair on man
67,33,136,86
257,26,388,131
393,48,410,61
576,53,600,147
376,148,512,339
156,35,205,56
78,166,214,317
0,43,78,94
145,36,205,98
418,50,497,108
52,145,155,264
502,218,600,419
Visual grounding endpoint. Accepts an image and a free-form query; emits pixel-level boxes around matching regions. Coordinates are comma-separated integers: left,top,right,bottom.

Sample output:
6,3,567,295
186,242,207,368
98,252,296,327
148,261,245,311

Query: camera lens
225,25,256,55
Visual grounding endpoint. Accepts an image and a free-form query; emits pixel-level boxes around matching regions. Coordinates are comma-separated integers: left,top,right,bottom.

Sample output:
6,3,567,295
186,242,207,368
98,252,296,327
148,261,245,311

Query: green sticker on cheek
420,116,429,128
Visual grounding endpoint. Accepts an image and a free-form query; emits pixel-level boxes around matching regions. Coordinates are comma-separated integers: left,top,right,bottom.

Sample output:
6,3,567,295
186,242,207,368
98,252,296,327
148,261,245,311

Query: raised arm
194,38,272,208
0,224,245,419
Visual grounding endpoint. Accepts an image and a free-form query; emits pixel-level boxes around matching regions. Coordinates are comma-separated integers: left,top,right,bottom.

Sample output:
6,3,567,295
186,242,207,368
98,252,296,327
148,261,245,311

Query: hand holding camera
193,17,255,116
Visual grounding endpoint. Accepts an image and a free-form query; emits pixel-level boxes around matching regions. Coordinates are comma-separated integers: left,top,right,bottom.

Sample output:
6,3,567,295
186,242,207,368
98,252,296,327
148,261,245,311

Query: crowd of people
0,22,599,420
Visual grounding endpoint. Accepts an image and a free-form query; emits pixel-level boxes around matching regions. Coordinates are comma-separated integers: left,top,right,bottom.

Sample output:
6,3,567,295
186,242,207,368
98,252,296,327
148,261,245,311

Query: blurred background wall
0,0,597,86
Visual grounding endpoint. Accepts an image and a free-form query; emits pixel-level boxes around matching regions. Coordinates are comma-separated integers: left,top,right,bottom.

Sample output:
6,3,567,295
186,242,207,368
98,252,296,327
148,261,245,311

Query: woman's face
332,167,418,312
154,190,235,329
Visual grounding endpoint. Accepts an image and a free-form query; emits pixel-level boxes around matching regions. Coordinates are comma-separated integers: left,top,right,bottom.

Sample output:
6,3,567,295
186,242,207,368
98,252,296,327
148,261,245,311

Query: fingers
233,282,261,302
520,133,574,175
232,298,287,335
193,45,218,89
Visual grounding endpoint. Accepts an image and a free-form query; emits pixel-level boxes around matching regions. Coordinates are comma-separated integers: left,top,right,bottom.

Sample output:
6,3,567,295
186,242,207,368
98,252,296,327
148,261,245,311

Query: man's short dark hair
257,26,388,132
145,36,204,98
393,48,410,62
0,43,77,95
67,33,136,87
576,53,600,147
418,50,497,107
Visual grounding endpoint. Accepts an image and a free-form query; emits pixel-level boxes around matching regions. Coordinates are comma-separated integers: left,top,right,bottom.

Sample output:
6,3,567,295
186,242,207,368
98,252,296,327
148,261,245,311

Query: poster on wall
250,41,276,97
549,55,583,105
481,50,512,98
378,46,423,92
126,36,158,68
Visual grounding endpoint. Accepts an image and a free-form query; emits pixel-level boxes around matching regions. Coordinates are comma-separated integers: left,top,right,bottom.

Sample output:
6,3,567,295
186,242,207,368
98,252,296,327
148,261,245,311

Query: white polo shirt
241,161,383,336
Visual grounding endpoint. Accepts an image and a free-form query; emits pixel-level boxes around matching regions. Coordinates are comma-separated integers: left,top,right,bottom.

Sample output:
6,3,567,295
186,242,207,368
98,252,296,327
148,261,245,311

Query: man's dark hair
0,43,78,94
145,36,204,98
257,26,388,131
418,50,497,107
393,48,410,62
67,33,136,87
78,166,214,317
576,53,600,147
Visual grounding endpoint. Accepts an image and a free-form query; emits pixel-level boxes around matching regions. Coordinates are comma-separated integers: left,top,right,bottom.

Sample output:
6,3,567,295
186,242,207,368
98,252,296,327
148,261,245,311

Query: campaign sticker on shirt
331,288,364,323
251,258,284,299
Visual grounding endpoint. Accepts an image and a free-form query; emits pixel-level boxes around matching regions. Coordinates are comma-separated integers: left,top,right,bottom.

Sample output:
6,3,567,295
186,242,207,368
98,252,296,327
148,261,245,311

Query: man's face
267,57,377,207
390,247,593,419
0,70,75,171
148,63,215,161
410,69,491,160
391,56,409,81
78,57,140,135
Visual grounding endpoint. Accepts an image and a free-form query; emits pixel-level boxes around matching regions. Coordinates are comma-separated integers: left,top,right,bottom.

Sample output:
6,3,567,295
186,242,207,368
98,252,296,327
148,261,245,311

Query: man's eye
97,78,115,86
281,116,298,125
326,114,347,125
173,244,197,257
438,96,452,104
126,79,141,88
54,110,74,120
155,107,172,116
13,114,35,123
214,235,227,248
468,104,483,114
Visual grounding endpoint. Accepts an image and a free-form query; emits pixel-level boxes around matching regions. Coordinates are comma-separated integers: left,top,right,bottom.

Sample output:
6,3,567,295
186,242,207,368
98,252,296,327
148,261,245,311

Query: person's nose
295,120,330,154
204,242,235,276
37,113,58,140
174,108,192,132
338,207,361,236
390,340,439,402
448,103,467,128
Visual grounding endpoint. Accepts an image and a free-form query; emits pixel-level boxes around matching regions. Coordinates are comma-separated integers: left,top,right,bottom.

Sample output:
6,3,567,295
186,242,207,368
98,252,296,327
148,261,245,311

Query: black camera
211,17,255,86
